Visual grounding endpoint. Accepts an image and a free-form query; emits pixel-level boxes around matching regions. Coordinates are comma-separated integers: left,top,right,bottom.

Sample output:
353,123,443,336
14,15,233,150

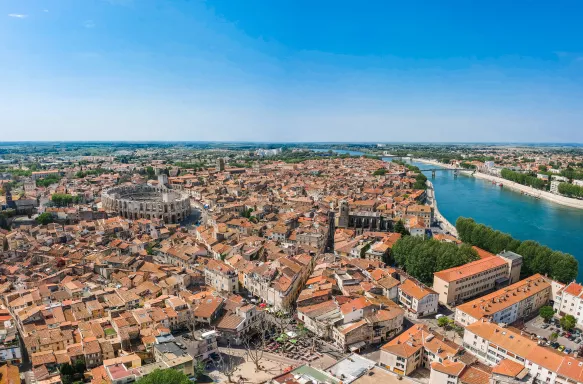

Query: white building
554,282,583,328
398,279,438,318
550,180,561,194
463,320,583,384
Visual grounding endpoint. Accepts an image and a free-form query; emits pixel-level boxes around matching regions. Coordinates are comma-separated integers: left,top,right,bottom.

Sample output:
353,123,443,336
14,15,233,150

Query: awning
349,341,367,351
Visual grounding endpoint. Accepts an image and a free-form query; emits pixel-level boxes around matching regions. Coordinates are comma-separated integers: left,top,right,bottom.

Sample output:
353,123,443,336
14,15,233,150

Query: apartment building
406,204,433,228
433,254,510,306
455,274,551,326
463,320,583,384
554,282,583,328
380,324,460,376
204,259,238,293
398,279,439,318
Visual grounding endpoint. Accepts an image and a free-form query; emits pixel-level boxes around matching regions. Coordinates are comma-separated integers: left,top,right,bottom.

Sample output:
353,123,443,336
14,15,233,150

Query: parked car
542,324,549,329
576,338,582,344
558,345,566,352
566,348,572,354
551,342,560,348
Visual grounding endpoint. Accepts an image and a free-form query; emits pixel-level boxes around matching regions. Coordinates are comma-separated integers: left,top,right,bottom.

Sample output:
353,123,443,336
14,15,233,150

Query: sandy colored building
455,274,551,326
433,251,510,306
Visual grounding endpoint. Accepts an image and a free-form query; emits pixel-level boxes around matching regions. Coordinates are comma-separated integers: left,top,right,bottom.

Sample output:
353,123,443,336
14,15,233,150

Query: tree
437,316,453,329
550,332,559,342
373,168,387,176
51,193,74,207
193,360,207,379
561,315,577,331
455,217,578,283
212,344,240,383
243,317,270,372
394,220,410,236
135,368,190,384
539,306,555,322
36,212,54,225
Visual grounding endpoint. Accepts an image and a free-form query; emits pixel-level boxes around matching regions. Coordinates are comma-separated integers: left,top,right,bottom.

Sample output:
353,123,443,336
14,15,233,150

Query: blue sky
1,0,583,142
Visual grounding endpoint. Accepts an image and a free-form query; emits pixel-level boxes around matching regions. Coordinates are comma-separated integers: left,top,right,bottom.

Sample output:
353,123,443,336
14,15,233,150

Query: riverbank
412,158,457,169
412,158,583,210
426,180,458,237
472,172,583,210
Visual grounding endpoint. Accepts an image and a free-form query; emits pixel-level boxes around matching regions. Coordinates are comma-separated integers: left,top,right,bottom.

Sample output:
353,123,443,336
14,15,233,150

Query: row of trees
391,236,479,284
500,168,546,189
558,183,583,198
36,174,60,187
456,217,578,283
51,193,82,207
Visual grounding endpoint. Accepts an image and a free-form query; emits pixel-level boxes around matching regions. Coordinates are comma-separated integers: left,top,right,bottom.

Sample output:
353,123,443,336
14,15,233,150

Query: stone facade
101,184,190,223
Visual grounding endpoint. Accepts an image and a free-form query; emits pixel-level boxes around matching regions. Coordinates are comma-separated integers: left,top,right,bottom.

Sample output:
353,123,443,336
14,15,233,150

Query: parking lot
522,317,583,354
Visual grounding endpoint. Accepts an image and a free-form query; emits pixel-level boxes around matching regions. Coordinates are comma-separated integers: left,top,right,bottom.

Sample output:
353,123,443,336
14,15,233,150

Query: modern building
463,320,583,384
432,248,522,306
455,274,551,326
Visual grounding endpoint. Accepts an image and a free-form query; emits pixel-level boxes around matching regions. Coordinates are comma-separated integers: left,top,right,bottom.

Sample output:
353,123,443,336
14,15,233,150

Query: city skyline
2,0,583,142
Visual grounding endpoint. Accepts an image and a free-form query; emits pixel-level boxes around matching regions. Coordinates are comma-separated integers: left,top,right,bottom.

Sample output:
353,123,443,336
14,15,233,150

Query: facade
550,180,561,194
336,200,393,232
31,170,62,180
463,320,583,384
455,274,551,326
380,324,459,376
398,279,438,318
204,259,238,293
432,253,511,306
553,282,583,328
102,184,191,223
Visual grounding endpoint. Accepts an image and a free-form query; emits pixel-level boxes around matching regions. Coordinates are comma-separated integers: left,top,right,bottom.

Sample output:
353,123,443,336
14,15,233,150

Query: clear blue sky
2,0,583,142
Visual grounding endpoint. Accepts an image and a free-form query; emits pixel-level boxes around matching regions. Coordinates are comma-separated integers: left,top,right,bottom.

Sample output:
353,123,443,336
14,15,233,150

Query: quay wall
413,158,583,210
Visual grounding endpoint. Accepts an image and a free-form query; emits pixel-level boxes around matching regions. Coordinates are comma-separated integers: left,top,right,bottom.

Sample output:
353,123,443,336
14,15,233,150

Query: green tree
455,217,577,283
135,368,190,384
539,306,555,322
193,361,207,379
373,168,387,176
437,316,453,328
36,212,54,225
394,220,410,236
51,193,74,207
561,315,577,331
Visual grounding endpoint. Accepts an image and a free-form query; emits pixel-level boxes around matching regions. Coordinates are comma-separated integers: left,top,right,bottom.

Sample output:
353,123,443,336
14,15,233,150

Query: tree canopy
558,183,583,198
539,306,555,322
500,169,546,189
561,315,577,331
391,236,479,285
456,217,578,283
51,193,74,207
135,369,191,384
36,212,54,225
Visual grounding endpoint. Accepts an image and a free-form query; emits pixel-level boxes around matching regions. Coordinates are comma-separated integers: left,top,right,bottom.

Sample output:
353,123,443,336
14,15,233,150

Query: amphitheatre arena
101,184,191,223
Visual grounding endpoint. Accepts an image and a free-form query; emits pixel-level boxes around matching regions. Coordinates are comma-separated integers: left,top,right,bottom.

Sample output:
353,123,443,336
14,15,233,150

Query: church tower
337,200,349,228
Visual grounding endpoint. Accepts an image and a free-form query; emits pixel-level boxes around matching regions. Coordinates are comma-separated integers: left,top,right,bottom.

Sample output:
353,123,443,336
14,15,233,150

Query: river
314,149,583,279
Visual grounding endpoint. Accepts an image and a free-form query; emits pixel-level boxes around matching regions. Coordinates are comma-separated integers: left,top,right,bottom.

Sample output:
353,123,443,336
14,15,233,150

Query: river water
312,149,583,279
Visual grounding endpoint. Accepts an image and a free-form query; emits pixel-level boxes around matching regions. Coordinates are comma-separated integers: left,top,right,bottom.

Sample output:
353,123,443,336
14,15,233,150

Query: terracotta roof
434,256,507,283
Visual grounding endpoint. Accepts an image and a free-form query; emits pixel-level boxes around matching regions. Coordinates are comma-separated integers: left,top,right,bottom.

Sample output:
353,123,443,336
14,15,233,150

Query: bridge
418,168,468,178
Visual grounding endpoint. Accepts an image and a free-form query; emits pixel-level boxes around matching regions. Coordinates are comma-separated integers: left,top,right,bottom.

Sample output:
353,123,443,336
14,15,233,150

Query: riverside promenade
426,180,458,237
414,158,583,210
